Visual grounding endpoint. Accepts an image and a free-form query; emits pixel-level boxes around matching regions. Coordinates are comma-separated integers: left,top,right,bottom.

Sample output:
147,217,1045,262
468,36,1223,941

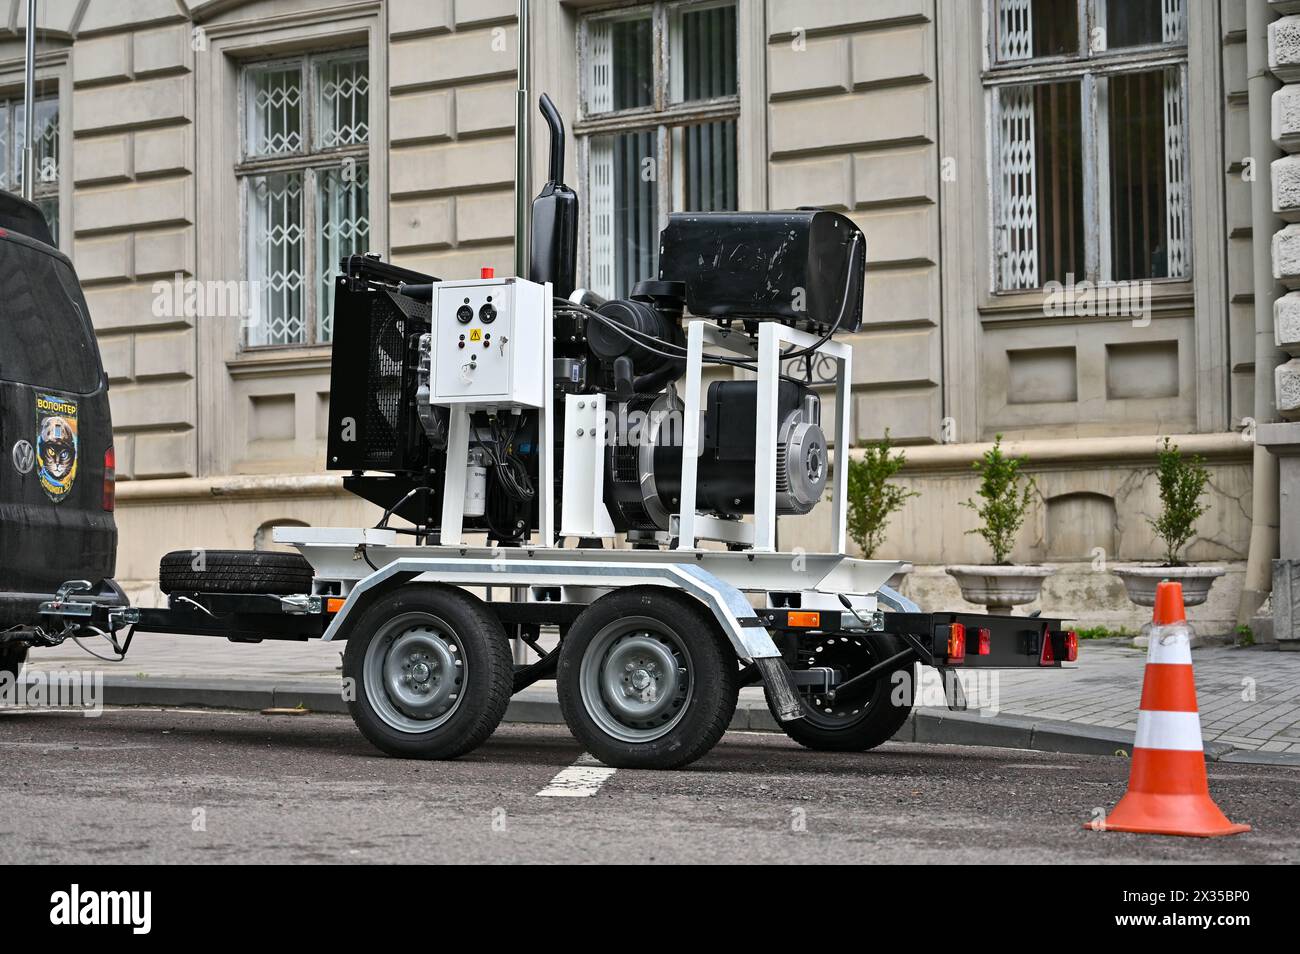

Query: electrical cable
556,300,756,370
777,231,862,361
70,628,129,662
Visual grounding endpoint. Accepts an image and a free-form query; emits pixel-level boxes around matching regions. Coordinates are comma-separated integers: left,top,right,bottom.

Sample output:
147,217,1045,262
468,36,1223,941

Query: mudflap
753,655,804,722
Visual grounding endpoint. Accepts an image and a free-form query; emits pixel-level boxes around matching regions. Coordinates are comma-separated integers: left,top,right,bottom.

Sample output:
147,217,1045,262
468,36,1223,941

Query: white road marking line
536,754,616,797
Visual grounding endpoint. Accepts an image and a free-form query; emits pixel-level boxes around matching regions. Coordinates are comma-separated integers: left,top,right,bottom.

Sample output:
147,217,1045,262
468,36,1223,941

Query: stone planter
1112,565,1226,648
1110,564,1225,608
885,562,913,590
944,564,1057,613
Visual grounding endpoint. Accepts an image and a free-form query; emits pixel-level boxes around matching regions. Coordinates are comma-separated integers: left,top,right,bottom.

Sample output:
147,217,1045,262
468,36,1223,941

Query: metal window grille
239,51,370,347
0,95,60,244
986,0,1188,291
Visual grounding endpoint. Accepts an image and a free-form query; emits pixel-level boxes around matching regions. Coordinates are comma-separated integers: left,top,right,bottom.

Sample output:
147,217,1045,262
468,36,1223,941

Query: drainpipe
1240,0,1286,627
21,0,36,202
514,0,531,279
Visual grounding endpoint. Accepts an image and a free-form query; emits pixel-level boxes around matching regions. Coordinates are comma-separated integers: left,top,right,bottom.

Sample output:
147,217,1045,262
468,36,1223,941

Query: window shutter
1162,70,1187,279
589,136,616,299
316,163,370,342
587,19,614,115
1162,2,1188,279
247,172,306,347
1161,0,1185,43
998,85,1039,290
997,0,1034,63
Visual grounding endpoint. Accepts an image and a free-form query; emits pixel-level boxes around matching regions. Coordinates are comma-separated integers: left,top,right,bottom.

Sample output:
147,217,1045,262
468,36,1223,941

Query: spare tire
159,549,314,595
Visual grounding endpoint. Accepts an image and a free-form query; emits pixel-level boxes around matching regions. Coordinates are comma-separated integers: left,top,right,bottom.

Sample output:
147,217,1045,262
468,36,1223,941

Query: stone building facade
0,0,1292,641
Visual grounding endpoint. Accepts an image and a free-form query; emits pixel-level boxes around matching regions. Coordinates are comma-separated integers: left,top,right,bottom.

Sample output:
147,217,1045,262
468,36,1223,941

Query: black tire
342,585,512,759
0,643,28,682
765,632,915,752
557,587,739,770
159,549,314,595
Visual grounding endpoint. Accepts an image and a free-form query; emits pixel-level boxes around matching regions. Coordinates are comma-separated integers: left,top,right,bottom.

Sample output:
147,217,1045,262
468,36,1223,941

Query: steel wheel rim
579,615,693,743
363,612,466,733
801,634,885,729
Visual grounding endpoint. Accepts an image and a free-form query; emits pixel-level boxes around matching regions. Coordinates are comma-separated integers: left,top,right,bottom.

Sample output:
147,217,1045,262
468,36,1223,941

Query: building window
578,1,739,299
986,0,1188,292
0,94,60,244
239,51,369,347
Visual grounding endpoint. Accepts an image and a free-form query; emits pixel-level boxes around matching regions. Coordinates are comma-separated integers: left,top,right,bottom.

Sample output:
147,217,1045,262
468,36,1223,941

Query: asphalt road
1,707,1296,864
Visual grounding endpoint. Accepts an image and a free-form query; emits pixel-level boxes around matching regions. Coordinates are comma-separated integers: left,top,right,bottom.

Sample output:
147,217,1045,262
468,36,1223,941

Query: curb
32,674,1300,767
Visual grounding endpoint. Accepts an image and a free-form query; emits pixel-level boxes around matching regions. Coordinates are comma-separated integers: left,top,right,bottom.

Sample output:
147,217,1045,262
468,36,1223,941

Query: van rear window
0,238,101,393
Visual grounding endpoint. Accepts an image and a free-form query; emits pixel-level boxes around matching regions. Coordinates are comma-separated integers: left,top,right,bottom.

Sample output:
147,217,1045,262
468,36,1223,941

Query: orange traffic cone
1088,581,1249,837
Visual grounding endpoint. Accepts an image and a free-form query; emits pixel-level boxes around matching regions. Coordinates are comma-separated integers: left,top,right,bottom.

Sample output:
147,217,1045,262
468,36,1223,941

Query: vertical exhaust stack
528,93,578,299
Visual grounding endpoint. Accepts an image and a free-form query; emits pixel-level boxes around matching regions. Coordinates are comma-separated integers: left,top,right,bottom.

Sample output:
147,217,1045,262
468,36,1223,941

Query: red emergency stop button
481,266,495,279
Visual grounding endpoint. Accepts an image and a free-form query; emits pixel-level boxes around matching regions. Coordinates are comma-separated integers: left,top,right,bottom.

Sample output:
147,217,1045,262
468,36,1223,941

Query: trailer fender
320,557,781,661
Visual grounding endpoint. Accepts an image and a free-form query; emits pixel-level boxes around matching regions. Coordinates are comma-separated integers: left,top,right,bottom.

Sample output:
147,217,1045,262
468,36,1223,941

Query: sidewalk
21,633,1300,765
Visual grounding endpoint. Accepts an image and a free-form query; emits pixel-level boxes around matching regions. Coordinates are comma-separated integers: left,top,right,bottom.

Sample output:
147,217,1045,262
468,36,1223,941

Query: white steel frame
675,320,851,553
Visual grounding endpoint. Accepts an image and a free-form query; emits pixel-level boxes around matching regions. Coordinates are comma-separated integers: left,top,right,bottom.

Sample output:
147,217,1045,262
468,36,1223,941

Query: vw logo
11,439,34,475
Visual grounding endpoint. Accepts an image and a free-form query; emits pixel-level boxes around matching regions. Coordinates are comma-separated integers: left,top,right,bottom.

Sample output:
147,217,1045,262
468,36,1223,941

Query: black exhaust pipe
528,93,578,298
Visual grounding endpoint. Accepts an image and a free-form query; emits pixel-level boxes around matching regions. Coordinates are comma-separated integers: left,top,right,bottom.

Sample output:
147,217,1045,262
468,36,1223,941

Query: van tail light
1063,630,1078,663
946,622,966,663
103,446,116,511
976,627,991,655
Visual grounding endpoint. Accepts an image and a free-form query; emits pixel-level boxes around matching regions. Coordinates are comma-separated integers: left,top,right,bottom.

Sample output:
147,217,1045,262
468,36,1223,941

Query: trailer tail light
946,622,966,663
976,627,991,655
1063,630,1078,662
787,611,820,628
1039,629,1055,666
103,446,116,511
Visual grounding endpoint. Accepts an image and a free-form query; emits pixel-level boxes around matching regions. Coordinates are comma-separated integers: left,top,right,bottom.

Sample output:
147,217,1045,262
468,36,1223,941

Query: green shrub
846,429,919,559
961,434,1036,565
1076,625,1135,640
1148,437,1209,567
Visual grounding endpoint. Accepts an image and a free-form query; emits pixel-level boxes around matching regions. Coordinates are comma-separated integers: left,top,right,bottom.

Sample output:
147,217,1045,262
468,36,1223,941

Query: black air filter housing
656,209,865,332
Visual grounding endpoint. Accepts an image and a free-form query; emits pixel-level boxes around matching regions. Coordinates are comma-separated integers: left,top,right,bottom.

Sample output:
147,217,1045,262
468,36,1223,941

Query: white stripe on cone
1133,710,1204,752
1146,624,1193,665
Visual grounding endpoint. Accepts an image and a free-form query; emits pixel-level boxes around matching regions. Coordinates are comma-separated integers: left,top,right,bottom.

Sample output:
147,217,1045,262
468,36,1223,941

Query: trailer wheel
342,585,512,759
766,633,915,751
557,587,738,769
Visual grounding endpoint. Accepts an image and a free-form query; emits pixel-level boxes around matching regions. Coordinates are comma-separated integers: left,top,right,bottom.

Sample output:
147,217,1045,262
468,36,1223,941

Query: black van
0,194,122,679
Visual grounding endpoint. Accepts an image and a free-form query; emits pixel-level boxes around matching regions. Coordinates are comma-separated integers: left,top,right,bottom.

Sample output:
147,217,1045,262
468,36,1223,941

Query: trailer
34,538,1074,769
10,94,1075,770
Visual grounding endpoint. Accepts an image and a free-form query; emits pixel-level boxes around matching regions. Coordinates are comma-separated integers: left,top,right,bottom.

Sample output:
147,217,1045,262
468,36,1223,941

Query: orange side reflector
787,611,821,628
326,597,346,614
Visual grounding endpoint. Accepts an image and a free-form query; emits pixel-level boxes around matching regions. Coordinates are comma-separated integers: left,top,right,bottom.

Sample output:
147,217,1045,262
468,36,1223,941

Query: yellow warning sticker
469,328,483,342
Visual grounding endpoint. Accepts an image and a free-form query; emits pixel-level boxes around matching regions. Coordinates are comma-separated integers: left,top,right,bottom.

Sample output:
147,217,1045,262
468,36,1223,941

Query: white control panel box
429,277,549,409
